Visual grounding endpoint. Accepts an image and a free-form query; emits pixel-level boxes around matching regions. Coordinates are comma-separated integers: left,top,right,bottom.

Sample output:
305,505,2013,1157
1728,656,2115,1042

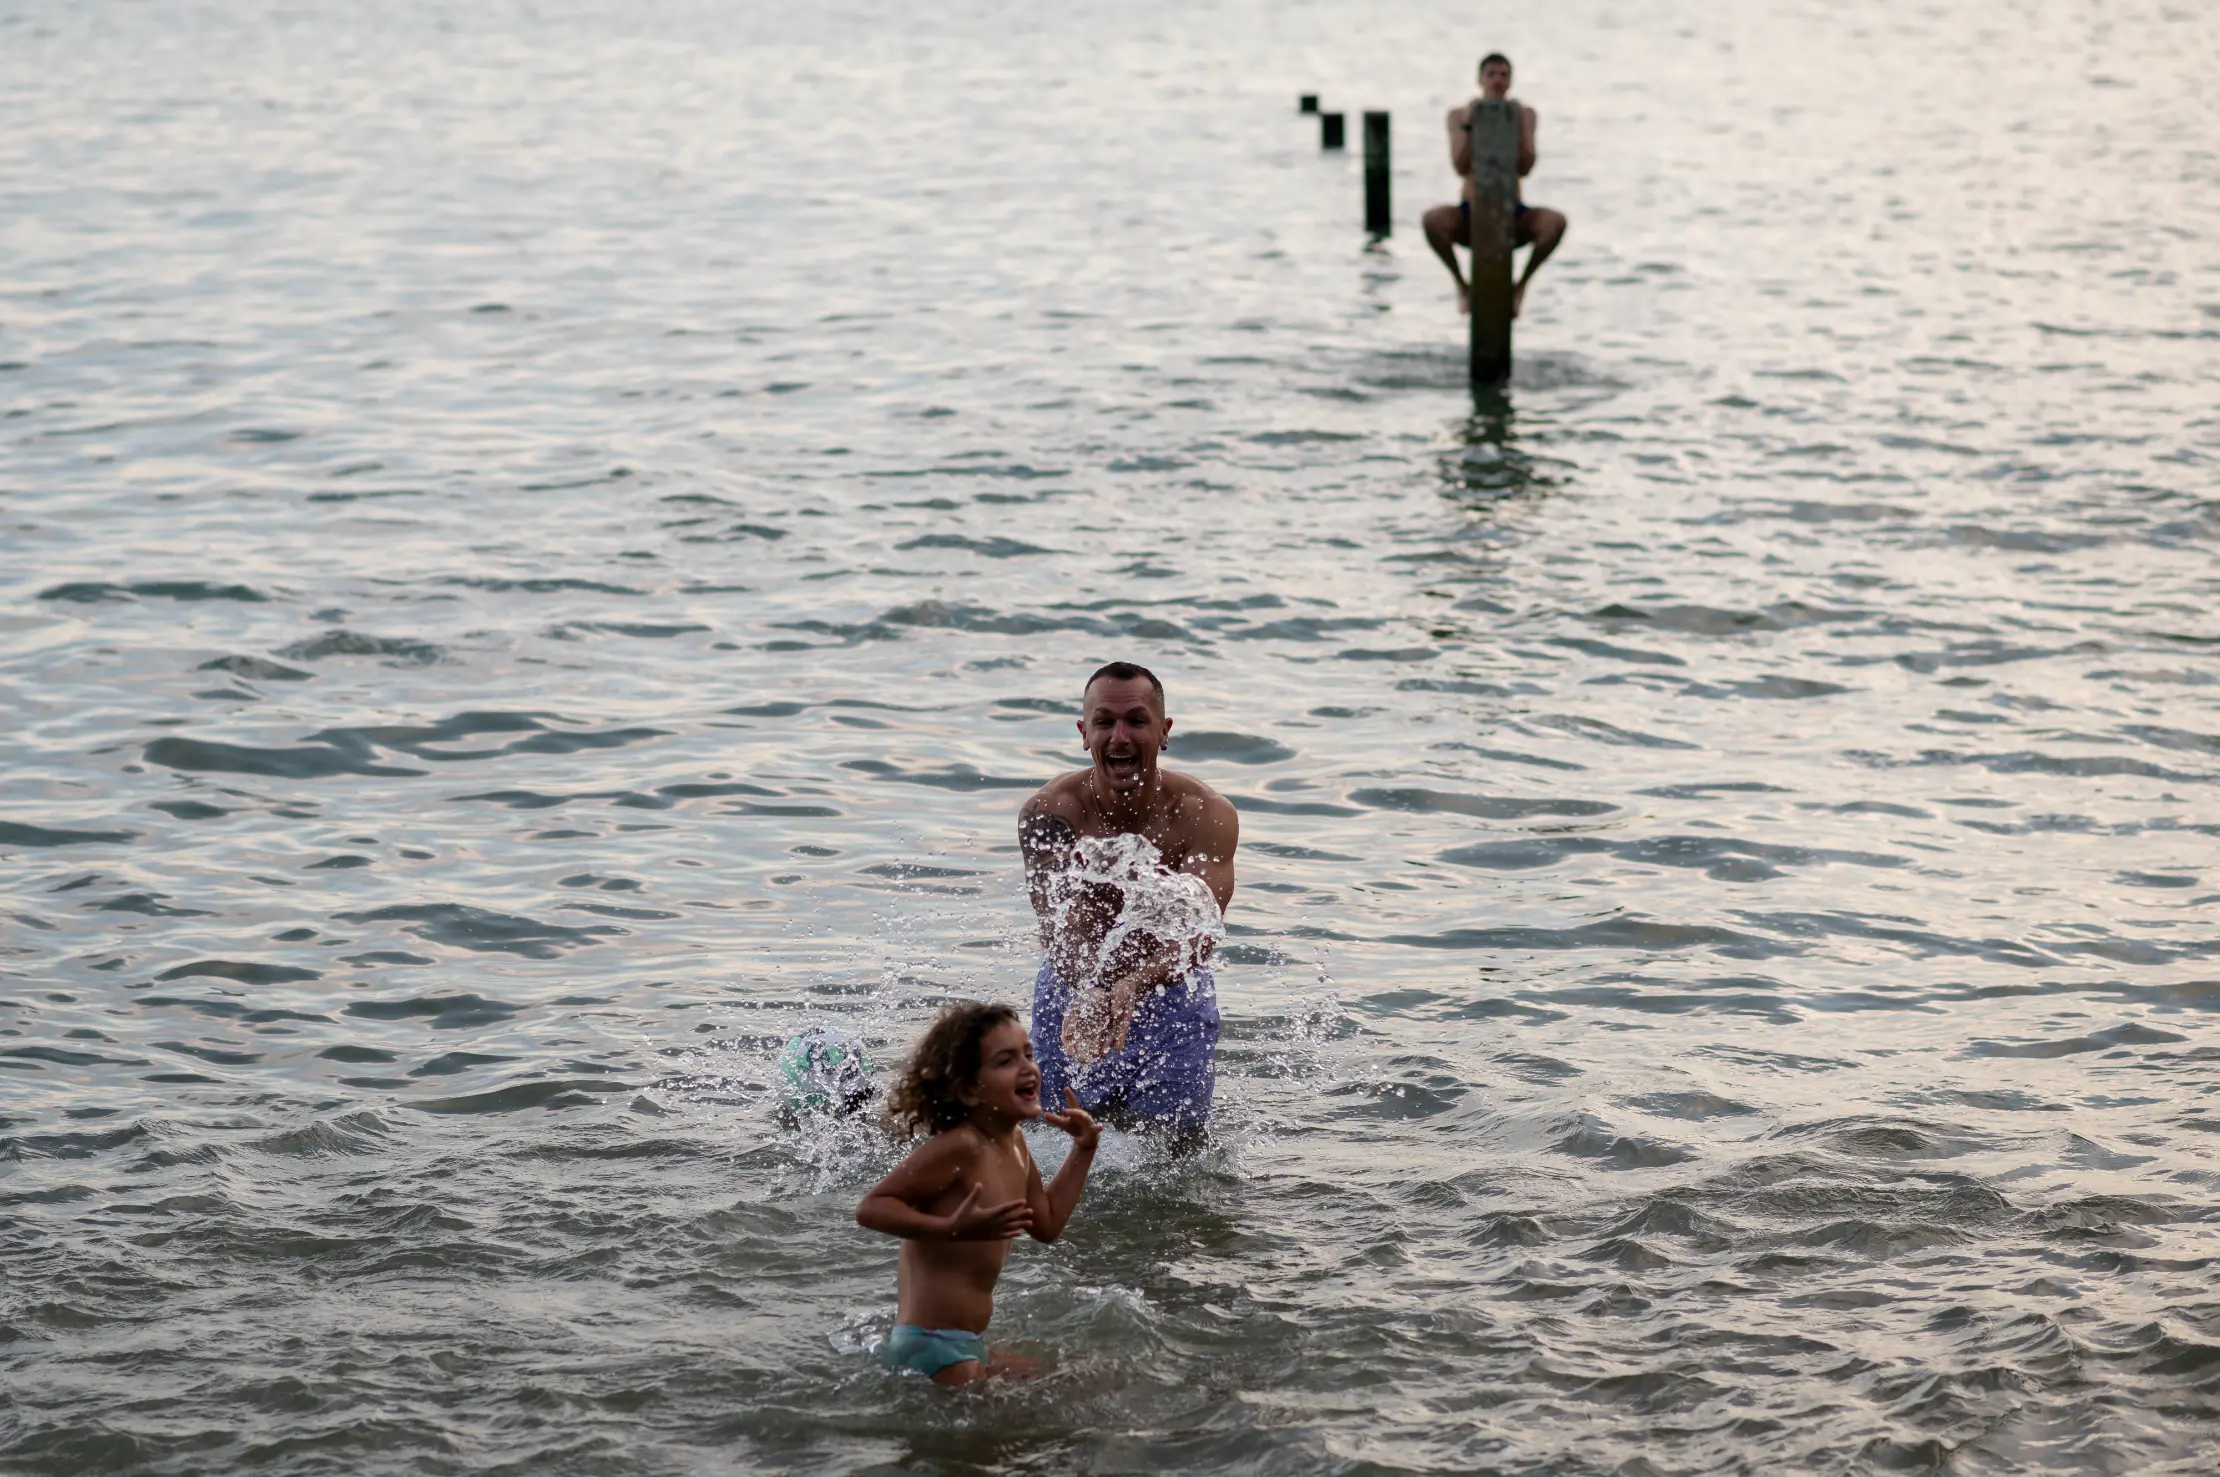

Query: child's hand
943,1182,1033,1241
1041,1089,1101,1153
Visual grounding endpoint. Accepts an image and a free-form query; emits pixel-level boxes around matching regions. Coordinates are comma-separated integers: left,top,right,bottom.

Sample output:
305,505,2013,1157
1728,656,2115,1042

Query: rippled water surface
6,0,2220,1472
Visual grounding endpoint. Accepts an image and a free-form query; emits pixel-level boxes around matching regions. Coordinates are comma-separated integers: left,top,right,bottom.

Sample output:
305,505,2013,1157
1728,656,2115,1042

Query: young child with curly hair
855,1001,1101,1385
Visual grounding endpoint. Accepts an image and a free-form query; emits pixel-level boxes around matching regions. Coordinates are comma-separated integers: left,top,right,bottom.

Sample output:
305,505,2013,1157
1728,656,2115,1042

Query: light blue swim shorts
885,1324,987,1377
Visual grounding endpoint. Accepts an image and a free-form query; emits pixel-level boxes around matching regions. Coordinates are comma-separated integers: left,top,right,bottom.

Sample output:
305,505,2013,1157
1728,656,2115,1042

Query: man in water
1422,52,1568,320
1018,662,1238,1140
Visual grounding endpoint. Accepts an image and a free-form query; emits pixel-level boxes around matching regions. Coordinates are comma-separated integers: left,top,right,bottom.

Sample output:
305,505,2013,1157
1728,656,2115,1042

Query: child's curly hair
886,1002,1020,1139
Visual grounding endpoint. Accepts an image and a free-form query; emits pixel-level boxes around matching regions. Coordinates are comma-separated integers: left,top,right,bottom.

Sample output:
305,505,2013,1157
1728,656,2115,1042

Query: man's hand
1059,984,1117,1065
941,1182,1033,1241
1061,969,1154,1064
1102,971,1148,1053
1041,1089,1101,1154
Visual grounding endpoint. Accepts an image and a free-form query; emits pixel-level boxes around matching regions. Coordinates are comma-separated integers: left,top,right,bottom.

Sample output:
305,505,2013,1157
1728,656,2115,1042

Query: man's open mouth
1103,751,1140,776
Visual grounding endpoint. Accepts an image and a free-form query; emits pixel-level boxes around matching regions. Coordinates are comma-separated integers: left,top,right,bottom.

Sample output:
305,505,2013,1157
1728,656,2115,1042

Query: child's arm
856,1135,1034,1242
1026,1090,1101,1242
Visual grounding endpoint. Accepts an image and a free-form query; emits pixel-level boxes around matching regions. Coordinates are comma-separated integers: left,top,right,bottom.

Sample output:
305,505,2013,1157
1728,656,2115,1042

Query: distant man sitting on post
1422,52,1568,319
1018,662,1238,1143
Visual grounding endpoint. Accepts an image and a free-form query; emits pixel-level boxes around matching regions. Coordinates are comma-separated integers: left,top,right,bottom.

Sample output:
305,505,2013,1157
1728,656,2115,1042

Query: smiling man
1017,662,1238,1139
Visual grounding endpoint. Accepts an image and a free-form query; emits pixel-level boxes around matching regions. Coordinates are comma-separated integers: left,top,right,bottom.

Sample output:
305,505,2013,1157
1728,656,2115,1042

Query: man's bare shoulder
1162,769,1235,821
1160,766,1224,799
1022,772,1091,823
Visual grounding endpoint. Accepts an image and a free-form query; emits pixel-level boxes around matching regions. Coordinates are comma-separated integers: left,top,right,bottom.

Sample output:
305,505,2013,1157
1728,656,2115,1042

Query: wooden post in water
1299,93,1319,114
1466,100,1519,386
1320,111,1345,150
1362,111,1391,235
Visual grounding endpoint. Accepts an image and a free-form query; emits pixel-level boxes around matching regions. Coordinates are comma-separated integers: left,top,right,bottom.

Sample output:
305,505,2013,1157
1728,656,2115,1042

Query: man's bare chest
1067,814,1195,870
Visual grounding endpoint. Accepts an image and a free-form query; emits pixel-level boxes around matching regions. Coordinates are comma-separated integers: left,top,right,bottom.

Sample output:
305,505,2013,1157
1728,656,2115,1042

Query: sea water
3,0,2219,1472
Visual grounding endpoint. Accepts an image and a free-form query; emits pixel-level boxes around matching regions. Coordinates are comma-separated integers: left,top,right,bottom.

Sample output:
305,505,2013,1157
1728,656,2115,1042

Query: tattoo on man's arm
1020,812,1077,868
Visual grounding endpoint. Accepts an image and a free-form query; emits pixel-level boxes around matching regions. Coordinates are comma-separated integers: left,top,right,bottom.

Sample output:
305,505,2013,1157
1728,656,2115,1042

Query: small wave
1624,1091,1760,1122
839,759,1041,791
441,576,646,595
275,630,445,666
1547,635,1685,666
1527,714,1698,750
154,960,321,985
1248,430,1363,446
1550,1114,1696,1168
147,800,232,820
1,1045,152,1069
551,621,712,639
343,993,525,1028
1168,732,1293,764
1389,918,1802,959
140,997,329,1025
894,534,1053,558
334,903,623,958
1334,646,1439,662
1352,787,1614,819
1589,600,1866,634
878,600,1093,635
1967,1022,2189,1059
144,736,423,779
196,655,313,681
39,579,270,604
0,821,137,848
1440,834,1907,882
1220,616,1385,642
90,892,211,916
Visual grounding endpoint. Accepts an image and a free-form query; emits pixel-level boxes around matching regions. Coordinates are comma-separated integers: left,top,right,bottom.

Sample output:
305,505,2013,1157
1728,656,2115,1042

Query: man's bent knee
1422,205,1467,246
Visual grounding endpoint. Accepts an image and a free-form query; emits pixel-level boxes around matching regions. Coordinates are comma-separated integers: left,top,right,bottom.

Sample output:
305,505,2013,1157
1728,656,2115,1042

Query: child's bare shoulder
905,1122,986,1170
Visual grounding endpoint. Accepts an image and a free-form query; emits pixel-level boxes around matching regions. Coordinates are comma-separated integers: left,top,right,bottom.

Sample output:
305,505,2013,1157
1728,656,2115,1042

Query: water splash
1071,833,1224,975
1043,833,1224,1064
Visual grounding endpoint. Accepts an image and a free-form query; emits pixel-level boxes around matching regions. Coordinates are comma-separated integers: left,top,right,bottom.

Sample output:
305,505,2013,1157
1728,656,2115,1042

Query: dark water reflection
5,0,2220,1472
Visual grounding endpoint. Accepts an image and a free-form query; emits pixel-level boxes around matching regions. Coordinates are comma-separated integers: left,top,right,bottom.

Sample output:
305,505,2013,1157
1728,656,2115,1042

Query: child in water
856,1002,1100,1385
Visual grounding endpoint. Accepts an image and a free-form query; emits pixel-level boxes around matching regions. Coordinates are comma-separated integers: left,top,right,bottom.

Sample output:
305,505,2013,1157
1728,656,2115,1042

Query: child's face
961,1018,1043,1121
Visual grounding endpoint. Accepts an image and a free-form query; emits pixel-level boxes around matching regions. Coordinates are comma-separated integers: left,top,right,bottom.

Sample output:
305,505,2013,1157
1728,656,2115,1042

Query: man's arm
1445,102,1473,177
1517,104,1537,178
1180,791,1239,917
1018,795,1077,948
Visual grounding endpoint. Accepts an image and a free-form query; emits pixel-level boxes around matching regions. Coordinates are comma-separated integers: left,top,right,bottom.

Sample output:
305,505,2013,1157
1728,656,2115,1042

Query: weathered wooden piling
1465,100,1520,386
1299,93,1319,114
1320,111,1345,150
1362,111,1391,235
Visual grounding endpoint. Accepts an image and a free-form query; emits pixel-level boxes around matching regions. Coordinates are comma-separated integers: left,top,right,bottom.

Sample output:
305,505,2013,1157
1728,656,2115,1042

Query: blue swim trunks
1031,960,1220,1132
885,1325,987,1377
1460,197,1532,225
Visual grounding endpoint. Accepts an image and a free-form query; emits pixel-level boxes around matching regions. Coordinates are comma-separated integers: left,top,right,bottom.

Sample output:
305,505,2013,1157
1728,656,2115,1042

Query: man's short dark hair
1084,661,1165,709
1479,52,1511,73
